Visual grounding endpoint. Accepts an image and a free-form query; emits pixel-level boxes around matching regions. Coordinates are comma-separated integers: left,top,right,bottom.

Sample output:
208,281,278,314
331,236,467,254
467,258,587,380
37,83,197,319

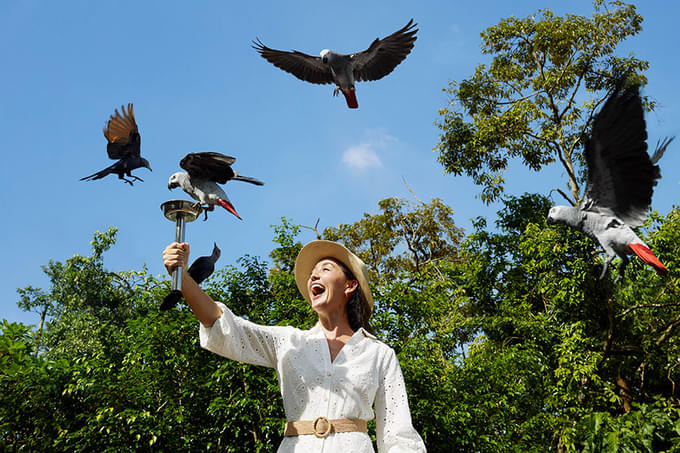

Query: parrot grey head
546,205,580,228
320,49,331,64
168,172,187,190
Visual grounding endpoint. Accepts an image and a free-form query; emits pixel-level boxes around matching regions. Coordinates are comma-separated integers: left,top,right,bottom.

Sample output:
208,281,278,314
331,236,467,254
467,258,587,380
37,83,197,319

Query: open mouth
310,283,325,297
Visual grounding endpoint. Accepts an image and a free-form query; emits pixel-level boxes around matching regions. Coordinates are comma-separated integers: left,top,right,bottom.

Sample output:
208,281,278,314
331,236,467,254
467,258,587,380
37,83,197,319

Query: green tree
451,194,680,452
434,0,648,204
4,228,292,452
3,197,680,452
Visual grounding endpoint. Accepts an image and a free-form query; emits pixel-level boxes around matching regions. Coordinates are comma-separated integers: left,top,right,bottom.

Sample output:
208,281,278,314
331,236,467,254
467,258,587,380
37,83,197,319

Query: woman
163,239,426,452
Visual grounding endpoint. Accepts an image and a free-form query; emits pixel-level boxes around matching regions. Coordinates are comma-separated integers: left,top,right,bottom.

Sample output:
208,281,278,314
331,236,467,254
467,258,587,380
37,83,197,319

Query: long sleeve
374,349,426,453
199,301,288,369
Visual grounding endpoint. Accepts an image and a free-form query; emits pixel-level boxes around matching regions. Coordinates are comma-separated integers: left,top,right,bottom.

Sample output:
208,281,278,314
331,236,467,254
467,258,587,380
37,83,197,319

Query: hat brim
294,240,373,314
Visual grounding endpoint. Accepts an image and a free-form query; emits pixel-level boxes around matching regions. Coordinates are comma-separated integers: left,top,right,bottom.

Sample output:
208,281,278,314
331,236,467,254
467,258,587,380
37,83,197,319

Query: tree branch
402,177,426,205
619,302,679,319
559,64,587,121
480,90,545,106
656,317,680,346
301,218,321,240
549,188,577,206
668,359,680,397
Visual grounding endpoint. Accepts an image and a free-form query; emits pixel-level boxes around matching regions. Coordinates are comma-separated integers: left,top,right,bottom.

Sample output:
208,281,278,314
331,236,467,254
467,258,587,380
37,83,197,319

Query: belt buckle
313,416,331,438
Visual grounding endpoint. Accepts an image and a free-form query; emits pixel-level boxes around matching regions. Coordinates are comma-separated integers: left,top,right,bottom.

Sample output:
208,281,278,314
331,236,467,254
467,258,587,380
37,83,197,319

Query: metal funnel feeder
161,200,202,292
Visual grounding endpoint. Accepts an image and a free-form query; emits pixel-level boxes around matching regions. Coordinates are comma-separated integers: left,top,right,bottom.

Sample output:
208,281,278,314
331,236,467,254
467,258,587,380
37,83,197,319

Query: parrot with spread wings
547,82,672,281
253,19,417,109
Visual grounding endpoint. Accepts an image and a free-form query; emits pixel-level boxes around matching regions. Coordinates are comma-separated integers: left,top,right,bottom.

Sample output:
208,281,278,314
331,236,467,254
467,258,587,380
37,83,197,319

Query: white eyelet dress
200,302,427,453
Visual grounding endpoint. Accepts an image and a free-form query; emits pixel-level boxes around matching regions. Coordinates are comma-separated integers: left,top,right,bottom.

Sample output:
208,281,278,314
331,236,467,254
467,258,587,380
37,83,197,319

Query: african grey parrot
160,242,221,310
252,19,418,109
168,152,263,220
80,103,152,185
547,83,672,281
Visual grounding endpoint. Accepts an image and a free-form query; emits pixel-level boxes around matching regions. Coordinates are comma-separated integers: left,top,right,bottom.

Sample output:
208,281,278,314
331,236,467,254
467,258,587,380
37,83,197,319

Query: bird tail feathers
80,168,108,181
217,199,242,220
233,175,264,185
629,243,668,276
160,290,182,310
342,88,358,109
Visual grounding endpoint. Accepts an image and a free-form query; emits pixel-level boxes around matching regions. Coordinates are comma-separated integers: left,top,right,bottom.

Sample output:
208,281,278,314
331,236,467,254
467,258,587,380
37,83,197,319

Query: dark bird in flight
80,103,152,185
547,82,672,281
252,19,418,109
168,152,263,220
160,242,221,310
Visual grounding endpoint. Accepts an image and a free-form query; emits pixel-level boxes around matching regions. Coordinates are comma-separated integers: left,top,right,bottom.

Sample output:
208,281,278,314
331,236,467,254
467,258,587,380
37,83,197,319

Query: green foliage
3,197,680,452
576,403,680,452
434,1,648,203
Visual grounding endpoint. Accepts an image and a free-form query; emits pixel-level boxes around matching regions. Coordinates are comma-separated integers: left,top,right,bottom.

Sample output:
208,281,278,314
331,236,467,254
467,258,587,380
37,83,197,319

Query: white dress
200,302,427,453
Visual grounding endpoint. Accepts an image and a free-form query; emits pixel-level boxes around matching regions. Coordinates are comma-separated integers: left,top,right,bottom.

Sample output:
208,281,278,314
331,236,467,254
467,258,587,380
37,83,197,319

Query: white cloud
342,143,383,170
341,129,399,170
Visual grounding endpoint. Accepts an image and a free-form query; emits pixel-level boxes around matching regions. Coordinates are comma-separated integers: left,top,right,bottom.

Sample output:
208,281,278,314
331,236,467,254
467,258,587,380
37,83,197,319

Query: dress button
323,397,328,402
327,372,332,376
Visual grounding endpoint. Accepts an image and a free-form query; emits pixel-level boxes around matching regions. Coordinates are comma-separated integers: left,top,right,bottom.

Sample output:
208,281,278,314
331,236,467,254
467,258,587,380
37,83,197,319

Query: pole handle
171,215,186,292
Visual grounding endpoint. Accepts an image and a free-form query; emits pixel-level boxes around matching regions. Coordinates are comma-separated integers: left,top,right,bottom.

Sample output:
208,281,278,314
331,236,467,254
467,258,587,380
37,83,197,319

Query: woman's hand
163,242,190,275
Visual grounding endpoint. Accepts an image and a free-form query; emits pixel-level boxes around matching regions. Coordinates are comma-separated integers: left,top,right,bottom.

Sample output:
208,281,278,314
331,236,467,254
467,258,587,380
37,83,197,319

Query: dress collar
308,322,376,340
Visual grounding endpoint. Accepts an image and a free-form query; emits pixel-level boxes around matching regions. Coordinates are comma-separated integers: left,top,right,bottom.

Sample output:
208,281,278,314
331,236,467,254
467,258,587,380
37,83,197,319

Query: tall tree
434,0,648,204
3,200,679,451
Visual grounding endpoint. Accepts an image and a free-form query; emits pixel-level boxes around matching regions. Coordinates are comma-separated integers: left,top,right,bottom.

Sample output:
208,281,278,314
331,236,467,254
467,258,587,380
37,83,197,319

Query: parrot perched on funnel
168,152,263,220
161,242,221,310
80,103,152,185
252,19,417,109
546,83,672,281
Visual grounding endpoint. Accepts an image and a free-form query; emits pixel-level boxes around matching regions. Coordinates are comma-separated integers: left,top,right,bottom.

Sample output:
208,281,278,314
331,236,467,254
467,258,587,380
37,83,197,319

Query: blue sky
2,1,678,326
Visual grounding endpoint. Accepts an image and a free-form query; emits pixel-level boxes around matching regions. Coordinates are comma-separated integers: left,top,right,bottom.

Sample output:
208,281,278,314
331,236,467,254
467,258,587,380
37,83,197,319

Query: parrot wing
252,39,334,85
180,152,237,184
103,103,140,159
581,83,660,228
351,19,418,82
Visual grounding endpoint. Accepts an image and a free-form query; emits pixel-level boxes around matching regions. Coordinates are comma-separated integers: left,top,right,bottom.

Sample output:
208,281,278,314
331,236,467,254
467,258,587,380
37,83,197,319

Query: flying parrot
80,103,152,185
252,19,418,109
168,152,263,220
160,242,221,310
546,83,672,281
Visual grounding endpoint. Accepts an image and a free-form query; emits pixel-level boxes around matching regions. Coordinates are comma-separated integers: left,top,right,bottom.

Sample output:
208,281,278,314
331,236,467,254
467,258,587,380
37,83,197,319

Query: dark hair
335,260,376,336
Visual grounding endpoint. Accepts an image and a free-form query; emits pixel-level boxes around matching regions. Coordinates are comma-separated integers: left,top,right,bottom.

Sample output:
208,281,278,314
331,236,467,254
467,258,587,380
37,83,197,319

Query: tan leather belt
284,416,368,438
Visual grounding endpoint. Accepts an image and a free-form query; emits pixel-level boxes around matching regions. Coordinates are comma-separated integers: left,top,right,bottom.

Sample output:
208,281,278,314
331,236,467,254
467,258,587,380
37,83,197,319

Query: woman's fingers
162,242,190,275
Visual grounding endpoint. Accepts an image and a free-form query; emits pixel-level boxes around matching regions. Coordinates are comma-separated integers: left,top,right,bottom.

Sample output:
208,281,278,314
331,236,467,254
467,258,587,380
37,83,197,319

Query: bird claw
333,87,340,97
201,205,215,221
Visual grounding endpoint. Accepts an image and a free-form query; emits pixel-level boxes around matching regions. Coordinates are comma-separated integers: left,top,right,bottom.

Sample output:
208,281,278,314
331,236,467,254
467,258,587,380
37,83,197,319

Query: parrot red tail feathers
342,88,358,109
629,243,668,276
217,199,242,220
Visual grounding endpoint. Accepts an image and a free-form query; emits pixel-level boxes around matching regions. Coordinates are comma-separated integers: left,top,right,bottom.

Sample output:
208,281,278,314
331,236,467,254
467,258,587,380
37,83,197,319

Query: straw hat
294,240,373,314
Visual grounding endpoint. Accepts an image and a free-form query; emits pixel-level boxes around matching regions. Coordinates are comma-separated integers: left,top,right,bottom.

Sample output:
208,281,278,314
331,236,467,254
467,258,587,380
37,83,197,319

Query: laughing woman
162,239,426,452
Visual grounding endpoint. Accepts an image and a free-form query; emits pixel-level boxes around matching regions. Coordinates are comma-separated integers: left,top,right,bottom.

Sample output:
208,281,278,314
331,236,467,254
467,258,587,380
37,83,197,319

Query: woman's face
307,258,358,315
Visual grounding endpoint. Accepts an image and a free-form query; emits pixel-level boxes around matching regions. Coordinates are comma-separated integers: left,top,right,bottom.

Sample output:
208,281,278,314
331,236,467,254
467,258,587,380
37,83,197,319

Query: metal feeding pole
160,200,202,292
